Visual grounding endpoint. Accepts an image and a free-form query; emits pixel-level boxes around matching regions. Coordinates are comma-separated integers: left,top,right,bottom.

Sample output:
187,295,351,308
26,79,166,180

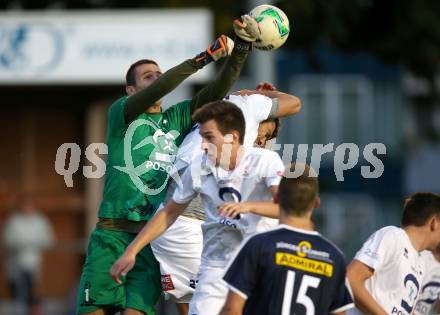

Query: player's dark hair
401,192,440,227
126,59,158,86
263,117,281,140
278,163,319,217
192,100,246,144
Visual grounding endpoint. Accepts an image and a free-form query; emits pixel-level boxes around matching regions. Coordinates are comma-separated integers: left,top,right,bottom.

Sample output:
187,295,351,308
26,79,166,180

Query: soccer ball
249,4,290,51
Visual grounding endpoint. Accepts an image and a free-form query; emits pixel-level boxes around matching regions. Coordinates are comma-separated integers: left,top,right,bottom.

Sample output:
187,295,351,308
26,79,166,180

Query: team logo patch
161,274,175,291
297,241,312,258
276,241,331,261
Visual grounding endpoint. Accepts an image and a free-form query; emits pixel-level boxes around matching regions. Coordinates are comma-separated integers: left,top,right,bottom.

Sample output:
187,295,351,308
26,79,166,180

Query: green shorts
76,228,161,315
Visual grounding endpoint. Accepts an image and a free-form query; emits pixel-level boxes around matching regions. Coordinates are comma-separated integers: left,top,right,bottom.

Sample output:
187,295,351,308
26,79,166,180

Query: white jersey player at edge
110,100,286,315
347,192,440,315
413,247,440,315
150,82,300,315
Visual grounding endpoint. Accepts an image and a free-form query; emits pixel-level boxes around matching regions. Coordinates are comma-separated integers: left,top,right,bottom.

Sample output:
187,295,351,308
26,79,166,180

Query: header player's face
200,119,235,166
254,120,276,148
133,63,162,93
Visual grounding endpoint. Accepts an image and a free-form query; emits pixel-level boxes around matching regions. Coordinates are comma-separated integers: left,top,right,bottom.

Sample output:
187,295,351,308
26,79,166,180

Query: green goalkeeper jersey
98,96,192,221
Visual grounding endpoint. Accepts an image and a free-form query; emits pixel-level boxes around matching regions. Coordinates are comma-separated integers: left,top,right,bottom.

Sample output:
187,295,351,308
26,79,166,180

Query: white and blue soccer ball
249,4,290,51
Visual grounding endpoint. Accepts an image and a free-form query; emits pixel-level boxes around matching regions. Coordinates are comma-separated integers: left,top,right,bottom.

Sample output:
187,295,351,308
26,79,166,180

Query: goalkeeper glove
194,35,234,66
233,14,260,43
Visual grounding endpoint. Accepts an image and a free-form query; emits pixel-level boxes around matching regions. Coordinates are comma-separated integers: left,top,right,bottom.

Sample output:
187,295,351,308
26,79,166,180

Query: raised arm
189,14,265,114
110,200,189,284
256,89,301,117
233,86,301,118
124,35,234,123
189,37,251,114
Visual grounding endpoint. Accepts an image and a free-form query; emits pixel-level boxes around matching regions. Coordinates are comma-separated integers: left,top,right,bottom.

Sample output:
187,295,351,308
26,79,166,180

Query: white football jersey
348,226,424,315
172,147,284,268
413,251,440,315
174,94,274,171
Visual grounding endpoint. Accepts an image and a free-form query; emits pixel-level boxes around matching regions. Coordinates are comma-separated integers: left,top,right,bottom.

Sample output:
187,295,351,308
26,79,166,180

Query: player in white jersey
150,82,300,315
110,100,285,315
347,193,440,315
413,247,440,315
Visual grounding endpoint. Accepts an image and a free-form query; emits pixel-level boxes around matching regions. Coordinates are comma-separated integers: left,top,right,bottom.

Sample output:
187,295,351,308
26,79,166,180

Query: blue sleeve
223,236,260,299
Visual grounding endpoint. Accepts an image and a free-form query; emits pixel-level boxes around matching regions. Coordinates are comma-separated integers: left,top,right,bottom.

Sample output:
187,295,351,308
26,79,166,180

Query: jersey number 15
282,270,321,315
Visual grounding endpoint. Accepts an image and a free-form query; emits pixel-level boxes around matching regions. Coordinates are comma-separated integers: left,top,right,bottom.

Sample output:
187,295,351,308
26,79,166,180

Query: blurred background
0,0,439,314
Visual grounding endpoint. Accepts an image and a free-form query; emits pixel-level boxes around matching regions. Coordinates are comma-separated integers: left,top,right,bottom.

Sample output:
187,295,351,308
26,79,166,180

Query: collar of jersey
277,224,320,236
142,113,163,129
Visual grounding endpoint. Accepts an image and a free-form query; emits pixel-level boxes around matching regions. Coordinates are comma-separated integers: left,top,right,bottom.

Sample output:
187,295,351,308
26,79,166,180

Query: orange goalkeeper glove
194,35,234,66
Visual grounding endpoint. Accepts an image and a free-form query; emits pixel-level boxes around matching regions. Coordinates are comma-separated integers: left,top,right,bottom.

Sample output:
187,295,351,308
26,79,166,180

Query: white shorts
151,215,203,303
188,264,229,315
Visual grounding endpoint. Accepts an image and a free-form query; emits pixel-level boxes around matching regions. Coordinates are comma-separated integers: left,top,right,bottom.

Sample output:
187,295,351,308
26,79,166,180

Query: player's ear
430,215,439,232
313,196,320,209
231,130,241,144
126,85,136,95
273,192,279,204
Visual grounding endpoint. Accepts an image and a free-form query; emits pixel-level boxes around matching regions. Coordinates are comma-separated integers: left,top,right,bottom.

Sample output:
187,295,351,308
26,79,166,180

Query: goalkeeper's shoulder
108,96,128,116
164,99,192,112
106,96,130,132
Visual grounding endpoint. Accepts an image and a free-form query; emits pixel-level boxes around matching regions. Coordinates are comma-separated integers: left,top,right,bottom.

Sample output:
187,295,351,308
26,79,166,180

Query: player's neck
219,145,244,170
280,213,314,231
403,225,428,252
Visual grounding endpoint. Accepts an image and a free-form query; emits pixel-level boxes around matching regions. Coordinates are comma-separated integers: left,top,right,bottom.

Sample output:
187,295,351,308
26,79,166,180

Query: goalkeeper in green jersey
76,17,259,315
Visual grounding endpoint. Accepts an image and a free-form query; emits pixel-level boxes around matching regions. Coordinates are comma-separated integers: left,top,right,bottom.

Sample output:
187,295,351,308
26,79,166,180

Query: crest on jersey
401,273,420,313
114,118,182,195
297,241,312,258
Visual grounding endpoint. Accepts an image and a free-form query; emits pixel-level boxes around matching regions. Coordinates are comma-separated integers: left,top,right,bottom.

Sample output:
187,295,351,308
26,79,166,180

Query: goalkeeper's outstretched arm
123,35,234,124
189,15,260,114
189,37,251,114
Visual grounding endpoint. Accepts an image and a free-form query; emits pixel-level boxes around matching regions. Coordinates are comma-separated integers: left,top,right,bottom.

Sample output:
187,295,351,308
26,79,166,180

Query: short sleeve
164,100,192,145
108,96,129,136
263,151,285,188
172,165,198,204
354,227,399,270
228,94,274,124
223,236,260,299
